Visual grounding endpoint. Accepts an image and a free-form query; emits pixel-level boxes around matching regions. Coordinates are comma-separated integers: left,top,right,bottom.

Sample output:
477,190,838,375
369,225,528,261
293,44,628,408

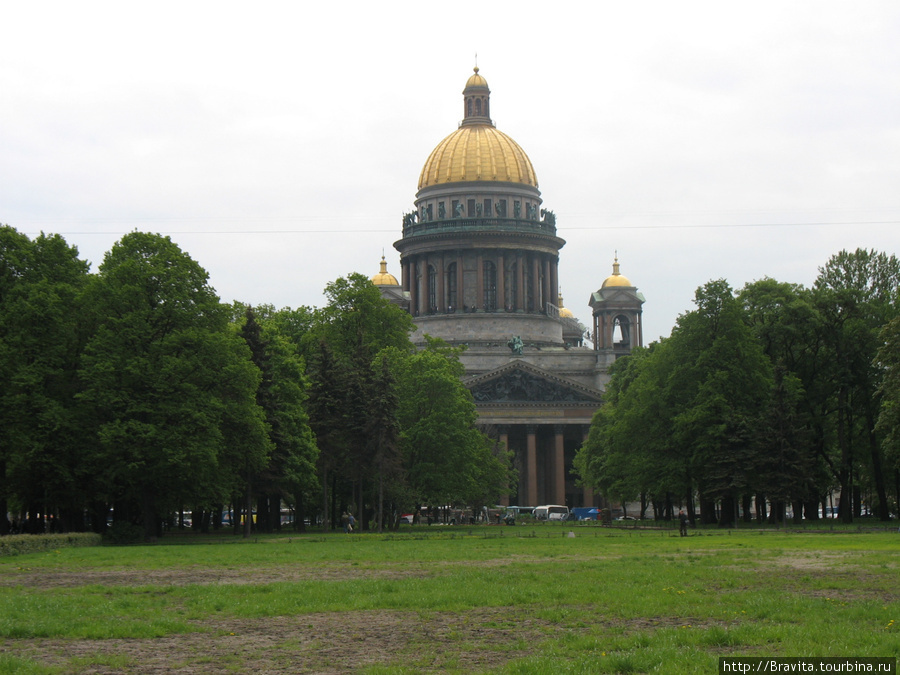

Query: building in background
375,68,644,508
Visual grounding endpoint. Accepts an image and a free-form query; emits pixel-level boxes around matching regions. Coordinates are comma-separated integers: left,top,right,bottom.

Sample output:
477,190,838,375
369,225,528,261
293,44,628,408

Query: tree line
574,249,900,525
0,226,512,539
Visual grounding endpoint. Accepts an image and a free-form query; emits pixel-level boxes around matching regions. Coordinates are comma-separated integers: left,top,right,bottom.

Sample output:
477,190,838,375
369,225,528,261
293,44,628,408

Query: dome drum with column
395,68,566,330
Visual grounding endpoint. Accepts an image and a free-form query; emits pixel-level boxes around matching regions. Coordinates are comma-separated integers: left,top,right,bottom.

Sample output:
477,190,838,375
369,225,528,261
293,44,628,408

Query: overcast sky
3,1,899,342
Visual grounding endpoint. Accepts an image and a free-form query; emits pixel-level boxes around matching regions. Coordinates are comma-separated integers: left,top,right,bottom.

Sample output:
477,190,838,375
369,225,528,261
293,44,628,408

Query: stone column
421,262,430,315
531,256,540,311
526,425,538,506
516,252,525,311
553,425,565,505
542,257,551,313
550,257,559,312
457,253,464,311
408,260,418,316
476,253,484,311
497,252,505,311
437,256,445,313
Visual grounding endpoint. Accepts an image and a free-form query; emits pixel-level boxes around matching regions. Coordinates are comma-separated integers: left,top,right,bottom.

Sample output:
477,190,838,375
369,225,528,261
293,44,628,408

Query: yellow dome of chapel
601,257,633,289
371,256,399,286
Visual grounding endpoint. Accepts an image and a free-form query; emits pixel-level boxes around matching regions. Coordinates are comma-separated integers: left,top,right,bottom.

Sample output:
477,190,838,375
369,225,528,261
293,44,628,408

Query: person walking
678,510,689,537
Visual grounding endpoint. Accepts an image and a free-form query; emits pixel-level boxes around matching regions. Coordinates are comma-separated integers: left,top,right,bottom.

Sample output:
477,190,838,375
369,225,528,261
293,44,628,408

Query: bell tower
590,256,644,355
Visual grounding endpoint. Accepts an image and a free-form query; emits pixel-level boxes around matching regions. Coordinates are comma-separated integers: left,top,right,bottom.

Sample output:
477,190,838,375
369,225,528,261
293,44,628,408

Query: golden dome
372,256,399,286
418,125,538,189
465,66,489,89
558,292,574,318
418,68,538,190
601,257,633,289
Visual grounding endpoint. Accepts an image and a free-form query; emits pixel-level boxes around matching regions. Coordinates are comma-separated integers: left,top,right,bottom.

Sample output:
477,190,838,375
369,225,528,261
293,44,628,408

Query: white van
533,505,570,521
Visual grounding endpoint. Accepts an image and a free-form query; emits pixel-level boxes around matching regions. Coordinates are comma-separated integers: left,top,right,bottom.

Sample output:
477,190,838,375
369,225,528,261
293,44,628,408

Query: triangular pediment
591,288,645,307
464,360,603,404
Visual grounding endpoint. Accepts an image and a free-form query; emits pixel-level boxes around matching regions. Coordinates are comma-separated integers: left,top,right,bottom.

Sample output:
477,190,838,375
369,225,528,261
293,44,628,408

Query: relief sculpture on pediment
470,369,591,403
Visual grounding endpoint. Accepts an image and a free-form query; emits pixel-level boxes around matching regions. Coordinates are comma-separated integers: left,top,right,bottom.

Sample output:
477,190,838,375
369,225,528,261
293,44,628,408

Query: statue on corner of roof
507,335,524,356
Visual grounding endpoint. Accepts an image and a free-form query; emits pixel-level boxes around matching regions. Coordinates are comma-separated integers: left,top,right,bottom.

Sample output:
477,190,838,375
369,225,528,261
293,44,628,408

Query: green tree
739,278,828,521
386,339,513,511
575,346,680,518
367,353,403,532
876,316,900,511
667,280,773,525
0,227,90,533
78,232,270,539
303,274,414,530
814,249,900,521
237,305,318,533
577,280,773,527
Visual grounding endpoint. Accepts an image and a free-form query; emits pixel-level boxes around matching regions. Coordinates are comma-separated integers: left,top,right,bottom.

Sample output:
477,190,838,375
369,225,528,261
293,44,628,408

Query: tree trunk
741,494,753,523
243,486,252,539
295,491,306,533
0,467,9,535
836,386,854,523
866,408,890,520
755,493,766,523
321,466,329,533
718,496,735,527
141,488,157,541
378,471,384,534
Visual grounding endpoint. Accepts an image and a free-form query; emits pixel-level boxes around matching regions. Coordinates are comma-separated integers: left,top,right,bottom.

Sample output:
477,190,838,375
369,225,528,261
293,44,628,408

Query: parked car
534,505,570,521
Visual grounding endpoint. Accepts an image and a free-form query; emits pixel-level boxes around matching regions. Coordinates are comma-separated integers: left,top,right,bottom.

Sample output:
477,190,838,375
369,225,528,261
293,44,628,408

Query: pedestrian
678,510,689,537
341,512,350,534
348,513,356,533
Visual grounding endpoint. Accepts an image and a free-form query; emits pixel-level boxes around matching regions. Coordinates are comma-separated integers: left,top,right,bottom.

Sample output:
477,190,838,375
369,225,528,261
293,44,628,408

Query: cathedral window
427,264,437,314
484,198,492,217
446,263,457,312
523,259,533,311
505,263,517,311
467,199,476,217
483,261,497,311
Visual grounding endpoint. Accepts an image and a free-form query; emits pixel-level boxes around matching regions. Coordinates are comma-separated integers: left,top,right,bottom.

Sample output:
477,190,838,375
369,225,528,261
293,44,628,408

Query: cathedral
374,67,644,509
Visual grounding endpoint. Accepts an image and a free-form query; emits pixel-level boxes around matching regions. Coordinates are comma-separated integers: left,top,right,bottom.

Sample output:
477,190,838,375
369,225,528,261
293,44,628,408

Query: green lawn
0,526,897,673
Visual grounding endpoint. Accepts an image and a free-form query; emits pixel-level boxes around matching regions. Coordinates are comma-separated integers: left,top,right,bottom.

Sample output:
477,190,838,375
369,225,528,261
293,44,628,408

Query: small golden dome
558,292,574,318
601,257,633,289
372,256,399,286
465,66,489,90
418,125,538,189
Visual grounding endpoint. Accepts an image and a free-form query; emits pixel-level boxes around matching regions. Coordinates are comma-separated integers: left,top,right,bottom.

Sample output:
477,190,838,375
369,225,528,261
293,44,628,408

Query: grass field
0,524,897,674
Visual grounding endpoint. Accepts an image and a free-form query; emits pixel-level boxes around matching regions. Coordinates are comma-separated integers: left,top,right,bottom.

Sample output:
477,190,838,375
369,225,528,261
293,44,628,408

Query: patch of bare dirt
3,608,552,674
768,552,855,570
0,563,426,589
